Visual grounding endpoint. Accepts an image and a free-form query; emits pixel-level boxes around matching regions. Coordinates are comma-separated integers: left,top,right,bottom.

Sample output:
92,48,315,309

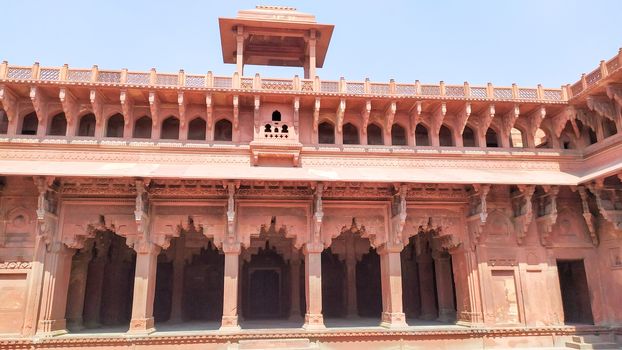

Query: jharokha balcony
1,5,622,350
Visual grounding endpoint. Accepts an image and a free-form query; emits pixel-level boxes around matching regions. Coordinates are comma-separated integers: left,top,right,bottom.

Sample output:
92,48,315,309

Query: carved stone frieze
0,261,32,269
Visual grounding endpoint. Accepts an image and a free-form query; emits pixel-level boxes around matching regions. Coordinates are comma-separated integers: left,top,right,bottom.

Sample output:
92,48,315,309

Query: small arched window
560,134,575,149
214,119,233,141
106,113,124,138
21,112,38,135
271,110,281,122
367,124,383,145
133,116,152,139
342,123,360,145
462,126,477,147
391,124,407,146
161,116,180,140
318,122,335,144
439,125,453,146
48,113,67,136
485,128,499,148
188,118,206,140
0,109,9,134
415,124,429,146
509,128,524,148
77,113,97,137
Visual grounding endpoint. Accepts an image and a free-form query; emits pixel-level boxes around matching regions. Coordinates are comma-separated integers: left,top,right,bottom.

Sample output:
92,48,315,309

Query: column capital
303,242,324,254
377,242,404,255
132,238,160,255
222,241,241,254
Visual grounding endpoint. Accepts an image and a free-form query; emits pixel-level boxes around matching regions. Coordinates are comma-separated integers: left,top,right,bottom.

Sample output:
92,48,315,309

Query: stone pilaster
417,250,438,320
289,249,302,321
451,247,484,327
345,245,358,318
303,242,324,329
378,243,407,328
36,242,75,336
127,240,160,335
220,241,241,331
168,237,185,323
65,247,92,330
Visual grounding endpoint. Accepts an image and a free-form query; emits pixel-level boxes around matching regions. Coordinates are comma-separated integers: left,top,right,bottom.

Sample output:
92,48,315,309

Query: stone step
232,338,318,350
565,340,620,350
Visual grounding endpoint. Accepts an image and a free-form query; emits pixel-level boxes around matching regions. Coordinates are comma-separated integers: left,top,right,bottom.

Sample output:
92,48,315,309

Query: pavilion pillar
345,245,358,318
168,237,185,323
36,242,75,336
127,240,160,335
433,251,456,323
220,241,241,331
22,233,49,336
65,248,92,330
378,243,407,328
235,26,245,75
417,249,438,320
289,249,302,321
303,242,324,329
450,247,484,326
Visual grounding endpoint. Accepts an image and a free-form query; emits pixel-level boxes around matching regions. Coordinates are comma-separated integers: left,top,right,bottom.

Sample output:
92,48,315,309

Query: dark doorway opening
557,260,593,324
356,248,382,317
249,268,281,318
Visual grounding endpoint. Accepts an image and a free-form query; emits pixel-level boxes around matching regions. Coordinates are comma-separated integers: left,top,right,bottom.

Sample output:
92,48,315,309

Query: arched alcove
391,124,407,146
318,121,335,144
485,128,499,148
20,112,38,135
0,109,8,134
603,118,617,138
439,125,453,146
535,128,550,148
462,126,477,147
77,113,96,137
342,123,360,145
510,128,524,148
161,116,180,140
106,113,124,138
367,124,383,145
214,119,233,141
48,112,67,136
415,124,430,146
187,118,206,140
133,116,152,139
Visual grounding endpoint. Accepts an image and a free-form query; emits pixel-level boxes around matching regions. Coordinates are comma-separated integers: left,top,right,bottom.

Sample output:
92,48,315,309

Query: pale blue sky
3,1,622,87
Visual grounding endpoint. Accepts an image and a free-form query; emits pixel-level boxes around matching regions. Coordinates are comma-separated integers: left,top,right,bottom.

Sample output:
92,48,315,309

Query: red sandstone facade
0,6,621,350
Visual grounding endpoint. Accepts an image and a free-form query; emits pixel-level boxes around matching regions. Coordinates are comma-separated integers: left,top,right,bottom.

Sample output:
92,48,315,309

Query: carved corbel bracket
120,90,133,126
206,93,213,131
233,95,239,130
391,184,407,245
177,91,188,129
409,101,423,141
432,215,463,251
457,102,471,134
134,179,150,236
512,185,535,245
606,84,622,107
34,176,57,247
312,182,325,248
30,86,49,122
312,98,320,132
385,101,397,133
361,100,371,135
587,96,616,121
0,85,18,122
588,180,622,232
480,104,495,135
466,184,490,248
336,98,346,133
536,185,559,247
501,104,520,140
576,186,598,246
89,89,105,126
59,88,79,126
148,91,160,125
253,95,261,133
527,106,546,141
62,221,100,250
431,102,447,135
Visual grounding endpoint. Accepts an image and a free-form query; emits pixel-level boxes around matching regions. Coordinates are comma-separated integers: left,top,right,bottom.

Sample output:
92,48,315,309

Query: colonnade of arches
63,223,455,332
0,109,234,142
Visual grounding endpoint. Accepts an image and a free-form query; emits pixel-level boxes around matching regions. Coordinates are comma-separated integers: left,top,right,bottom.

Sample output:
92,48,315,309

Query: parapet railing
0,61,566,102
569,48,622,98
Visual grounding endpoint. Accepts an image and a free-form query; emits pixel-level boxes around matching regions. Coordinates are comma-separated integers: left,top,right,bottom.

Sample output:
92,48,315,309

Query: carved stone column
220,241,241,331
303,242,324,329
289,249,302,321
450,247,483,326
65,246,93,330
36,242,75,336
378,243,407,328
168,237,185,323
433,251,456,323
417,249,437,320
127,240,160,335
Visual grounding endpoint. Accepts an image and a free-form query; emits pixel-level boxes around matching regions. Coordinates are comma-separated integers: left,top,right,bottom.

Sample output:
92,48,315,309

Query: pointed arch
133,116,152,139
20,112,38,135
48,112,67,136
509,127,524,148
318,121,335,144
367,123,383,145
342,123,360,145
77,113,97,137
105,113,124,138
391,123,407,146
534,128,550,148
485,128,500,148
603,118,617,138
462,125,477,147
0,109,8,134
415,124,430,146
161,116,180,140
188,117,206,140
214,119,232,141
439,124,453,147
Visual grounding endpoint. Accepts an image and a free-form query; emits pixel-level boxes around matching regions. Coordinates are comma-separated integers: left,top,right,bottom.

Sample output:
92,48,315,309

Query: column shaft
127,242,159,334
220,242,241,330
434,254,456,322
379,245,407,328
168,237,185,323
36,243,74,336
417,252,438,320
289,254,302,320
303,243,324,329
345,252,358,317
65,250,91,330
451,249,484,326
